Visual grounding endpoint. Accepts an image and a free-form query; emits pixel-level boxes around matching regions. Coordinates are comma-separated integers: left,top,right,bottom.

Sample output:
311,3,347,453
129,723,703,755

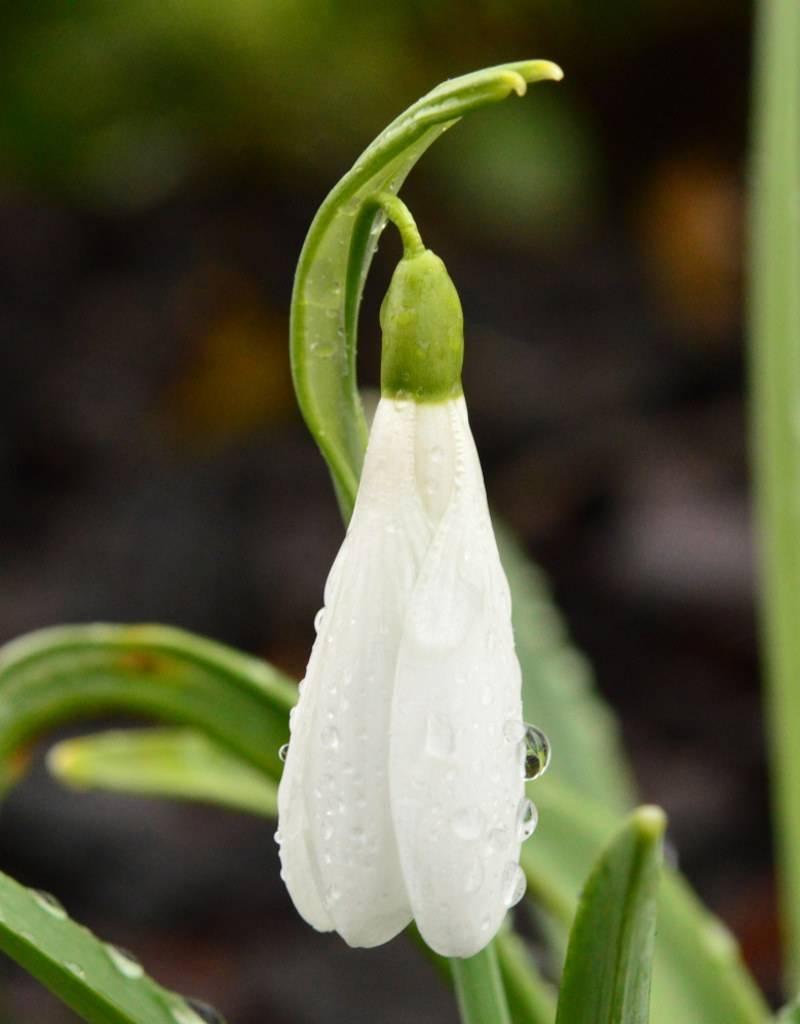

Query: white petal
389,397,525,958
278,398,431,947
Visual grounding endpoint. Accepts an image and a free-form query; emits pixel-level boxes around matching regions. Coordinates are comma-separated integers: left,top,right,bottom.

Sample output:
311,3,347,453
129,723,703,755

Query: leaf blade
0,869,216,1024
0,623,294,789
48,727,278,816
555,806,665,1024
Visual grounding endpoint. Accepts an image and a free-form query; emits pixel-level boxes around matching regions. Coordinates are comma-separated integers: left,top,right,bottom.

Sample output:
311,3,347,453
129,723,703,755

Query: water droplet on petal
426,712,455,758
452,806,486,840
503,719,526,744
321,726,340,750
325,885,341,906
521,724,551,781
517,798,538,841
32,890,66,919
480,915,491,932
314,608,325,633
65,961,85,980
278,743,290,763
273,829,282,845
105,943,144,979
393,390,409,409
501,862,527,908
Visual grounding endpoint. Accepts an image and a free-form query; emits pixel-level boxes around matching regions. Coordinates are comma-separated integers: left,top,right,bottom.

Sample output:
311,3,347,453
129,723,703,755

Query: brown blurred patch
637,156,743,342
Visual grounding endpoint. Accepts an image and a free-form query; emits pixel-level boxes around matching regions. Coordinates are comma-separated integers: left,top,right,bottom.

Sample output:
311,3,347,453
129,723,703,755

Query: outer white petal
389,397,525,958
277,398,431,947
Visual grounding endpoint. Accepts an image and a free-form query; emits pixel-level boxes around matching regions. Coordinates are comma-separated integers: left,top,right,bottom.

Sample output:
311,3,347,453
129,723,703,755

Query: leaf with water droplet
0,865,211,1024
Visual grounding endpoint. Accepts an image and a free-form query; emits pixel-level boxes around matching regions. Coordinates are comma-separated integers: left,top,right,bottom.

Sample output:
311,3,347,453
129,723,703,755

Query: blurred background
0,0,768,1020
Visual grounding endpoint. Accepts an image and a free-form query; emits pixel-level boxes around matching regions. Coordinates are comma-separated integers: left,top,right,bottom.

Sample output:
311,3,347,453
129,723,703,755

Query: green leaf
48,727,277,817
0,868,218,1024
499,524,635,813
749,0,800,988
777,1002,800,1022
495,929,556,1024
0,624,294,790
523,781,769,1024
289,59,562,518
555,806,665,1024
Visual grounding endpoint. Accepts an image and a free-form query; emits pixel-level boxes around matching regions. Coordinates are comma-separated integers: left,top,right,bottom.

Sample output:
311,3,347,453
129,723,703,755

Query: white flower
276,392,528,958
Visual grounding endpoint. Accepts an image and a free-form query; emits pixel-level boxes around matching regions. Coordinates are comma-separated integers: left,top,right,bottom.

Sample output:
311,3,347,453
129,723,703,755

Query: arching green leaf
0,624,294,790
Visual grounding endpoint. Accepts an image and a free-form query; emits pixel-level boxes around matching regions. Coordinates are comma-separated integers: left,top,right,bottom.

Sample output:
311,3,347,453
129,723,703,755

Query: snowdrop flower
277,208,541,958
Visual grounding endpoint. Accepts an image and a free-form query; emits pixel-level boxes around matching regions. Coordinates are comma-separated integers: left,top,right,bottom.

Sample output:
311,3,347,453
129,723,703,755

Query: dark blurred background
0,1,771,1020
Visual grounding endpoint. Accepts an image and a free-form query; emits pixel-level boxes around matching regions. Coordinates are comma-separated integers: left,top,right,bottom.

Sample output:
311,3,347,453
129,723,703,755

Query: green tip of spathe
514,59,565,86
379,248,464,403
633,804,668,840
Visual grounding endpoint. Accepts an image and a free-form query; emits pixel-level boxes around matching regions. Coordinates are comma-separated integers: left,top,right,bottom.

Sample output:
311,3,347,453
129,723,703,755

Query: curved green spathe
289,60,563,519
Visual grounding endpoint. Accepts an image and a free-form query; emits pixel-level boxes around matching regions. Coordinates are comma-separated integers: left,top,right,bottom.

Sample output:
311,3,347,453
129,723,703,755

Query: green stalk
451,945,513,1024
749,0,800,990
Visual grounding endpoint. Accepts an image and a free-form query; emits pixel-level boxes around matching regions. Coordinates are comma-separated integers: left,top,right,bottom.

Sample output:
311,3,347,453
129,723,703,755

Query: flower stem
749,0,800,990
451,943,513,1024
374,192,425,257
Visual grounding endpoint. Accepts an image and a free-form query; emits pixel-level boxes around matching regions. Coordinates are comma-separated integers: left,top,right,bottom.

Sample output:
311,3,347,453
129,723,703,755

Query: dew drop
185,997,226,1024
480,916,491,932
521,724,551,781
314,608,325,633
451,806,485,840
426,712,455,758
32,890,67,920
503,719,526,744
65,961,86,980
322,820,334,841
105,943,144,979
517,798,539,841
501,862,527,908
278,743,290,763
325,885,341,906
393,389,409,409
273,829,282,845
321,725,340,750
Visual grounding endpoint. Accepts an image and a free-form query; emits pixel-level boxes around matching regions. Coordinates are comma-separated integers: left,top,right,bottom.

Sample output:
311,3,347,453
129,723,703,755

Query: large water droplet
426,712,455,758
521,724,551,781
32,890,66,920
451,806,486,840
517,798,539,841
321,725,340,750
278,743,289,763
501,862,527,908
105,943,144,979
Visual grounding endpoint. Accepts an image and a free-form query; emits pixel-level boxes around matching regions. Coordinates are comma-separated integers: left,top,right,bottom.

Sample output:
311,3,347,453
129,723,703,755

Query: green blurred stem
750,0,800,990
451,945,512,1024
